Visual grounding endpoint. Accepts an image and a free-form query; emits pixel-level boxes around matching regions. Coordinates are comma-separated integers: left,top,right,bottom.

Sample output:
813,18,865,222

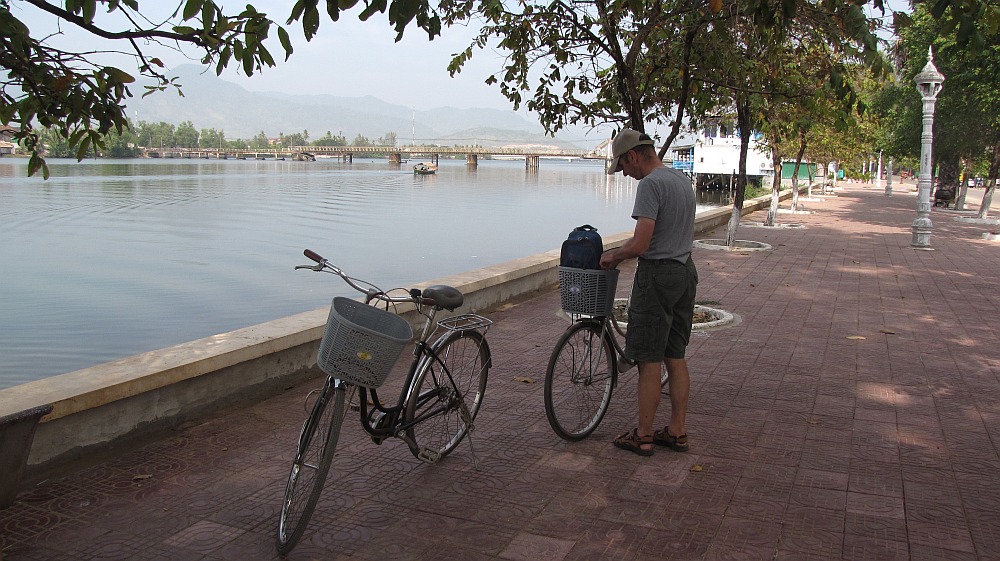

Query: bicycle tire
275,380,348,554
404,329,491,460
545,320,615,441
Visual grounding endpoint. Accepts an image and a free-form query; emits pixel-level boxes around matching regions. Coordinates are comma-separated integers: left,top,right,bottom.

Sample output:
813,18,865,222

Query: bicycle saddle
422,285,463,310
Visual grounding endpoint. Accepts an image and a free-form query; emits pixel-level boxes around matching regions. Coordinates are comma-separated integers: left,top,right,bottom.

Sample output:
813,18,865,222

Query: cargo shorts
624,256,699,362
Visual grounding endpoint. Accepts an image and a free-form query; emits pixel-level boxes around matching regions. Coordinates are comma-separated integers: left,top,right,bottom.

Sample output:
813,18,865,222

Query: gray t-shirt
631,166,696,262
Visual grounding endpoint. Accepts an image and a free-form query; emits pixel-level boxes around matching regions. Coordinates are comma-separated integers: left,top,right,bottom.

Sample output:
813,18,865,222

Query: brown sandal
613,428,654,456
652,427,689,452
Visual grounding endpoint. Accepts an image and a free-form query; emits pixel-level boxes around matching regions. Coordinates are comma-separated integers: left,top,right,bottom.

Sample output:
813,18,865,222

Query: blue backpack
560,224,604,269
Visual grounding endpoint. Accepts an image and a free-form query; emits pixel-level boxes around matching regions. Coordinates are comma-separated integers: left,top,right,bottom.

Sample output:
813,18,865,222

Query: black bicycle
544,267,667,441
276,249,493,553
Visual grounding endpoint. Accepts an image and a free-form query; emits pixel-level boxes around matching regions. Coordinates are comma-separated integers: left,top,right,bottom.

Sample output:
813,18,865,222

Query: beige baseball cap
607,128,655,175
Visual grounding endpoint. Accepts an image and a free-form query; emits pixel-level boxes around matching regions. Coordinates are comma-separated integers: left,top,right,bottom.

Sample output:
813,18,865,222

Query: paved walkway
3,183,999,560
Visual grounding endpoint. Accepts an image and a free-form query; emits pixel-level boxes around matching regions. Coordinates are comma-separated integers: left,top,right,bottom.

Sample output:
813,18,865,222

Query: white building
668,120,773,189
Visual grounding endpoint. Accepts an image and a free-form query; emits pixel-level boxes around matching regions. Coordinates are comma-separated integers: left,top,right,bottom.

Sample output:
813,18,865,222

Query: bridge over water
143,144,608,169
295,144,606,169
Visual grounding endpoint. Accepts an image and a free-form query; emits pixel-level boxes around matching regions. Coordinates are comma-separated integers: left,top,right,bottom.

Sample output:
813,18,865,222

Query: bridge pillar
467,154,478,167
526,155,540,171
389,153,402,164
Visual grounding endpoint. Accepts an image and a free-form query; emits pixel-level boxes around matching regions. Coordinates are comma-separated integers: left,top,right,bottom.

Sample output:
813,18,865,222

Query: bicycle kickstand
459,400,481,471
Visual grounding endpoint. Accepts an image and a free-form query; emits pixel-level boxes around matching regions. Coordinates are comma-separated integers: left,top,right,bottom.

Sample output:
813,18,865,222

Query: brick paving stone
3,183,1000,560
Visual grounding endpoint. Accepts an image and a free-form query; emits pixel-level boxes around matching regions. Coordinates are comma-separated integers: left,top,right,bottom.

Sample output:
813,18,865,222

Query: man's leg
637,361,663,438
663,357,690,436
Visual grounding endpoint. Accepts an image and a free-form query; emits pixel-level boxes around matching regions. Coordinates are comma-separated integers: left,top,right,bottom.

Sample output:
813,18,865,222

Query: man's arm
600,217,655,270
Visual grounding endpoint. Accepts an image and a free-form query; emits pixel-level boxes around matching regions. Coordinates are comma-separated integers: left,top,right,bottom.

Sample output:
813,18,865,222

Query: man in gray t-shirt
599,128,698,457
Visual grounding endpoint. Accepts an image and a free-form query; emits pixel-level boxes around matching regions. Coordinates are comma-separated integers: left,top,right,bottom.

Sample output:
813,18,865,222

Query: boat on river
413,162,437,175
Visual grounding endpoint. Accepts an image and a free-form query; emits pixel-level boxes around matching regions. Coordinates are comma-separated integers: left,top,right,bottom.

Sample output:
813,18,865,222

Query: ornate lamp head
914,47,945,100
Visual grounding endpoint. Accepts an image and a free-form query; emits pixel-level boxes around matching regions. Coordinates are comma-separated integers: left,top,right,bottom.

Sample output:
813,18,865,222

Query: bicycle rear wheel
404,329,491,461
545,320,615,441
275,380,349,554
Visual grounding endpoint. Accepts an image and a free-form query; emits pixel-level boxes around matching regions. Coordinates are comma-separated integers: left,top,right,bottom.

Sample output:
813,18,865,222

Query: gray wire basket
317,297,413,388
558,267,620,316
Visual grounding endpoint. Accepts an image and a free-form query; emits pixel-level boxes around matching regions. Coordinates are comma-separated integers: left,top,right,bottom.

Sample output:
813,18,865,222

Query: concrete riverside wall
0,188,792,482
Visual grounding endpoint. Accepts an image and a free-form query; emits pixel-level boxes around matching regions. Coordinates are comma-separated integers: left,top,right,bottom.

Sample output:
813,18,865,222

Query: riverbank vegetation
33,120,402,159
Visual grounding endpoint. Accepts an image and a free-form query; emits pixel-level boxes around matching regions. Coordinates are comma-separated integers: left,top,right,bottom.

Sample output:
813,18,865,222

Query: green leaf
303,6,320,39
105,67,136,84
75,135,92,160
202,2,215,31
82,0,96,23
183,0,204,20
277,26,293,59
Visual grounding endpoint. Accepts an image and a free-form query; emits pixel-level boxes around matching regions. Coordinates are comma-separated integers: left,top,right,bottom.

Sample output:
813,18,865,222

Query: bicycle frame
566,313,627,388
353,317,467,448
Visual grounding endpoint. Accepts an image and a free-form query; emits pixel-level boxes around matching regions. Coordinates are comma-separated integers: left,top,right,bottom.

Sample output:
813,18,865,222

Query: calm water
2,157,722,390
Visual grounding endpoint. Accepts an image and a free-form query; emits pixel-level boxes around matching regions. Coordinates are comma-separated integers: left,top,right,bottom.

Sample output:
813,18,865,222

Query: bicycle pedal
417,448,441,464
371,436,386,445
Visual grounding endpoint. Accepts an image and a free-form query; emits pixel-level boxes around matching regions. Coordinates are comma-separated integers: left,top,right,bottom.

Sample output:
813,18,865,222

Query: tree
200,127,226,150
444,0,712,148
249,131,270,150
102,122,141,157
174,121,199,148
282,131,309,148
135,120,175,149
379,132,398,146
313,131,347,147
2,0,443,178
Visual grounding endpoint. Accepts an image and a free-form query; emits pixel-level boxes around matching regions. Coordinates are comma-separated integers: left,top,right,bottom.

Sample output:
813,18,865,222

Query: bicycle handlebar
304,248,324,263
297,249,436,308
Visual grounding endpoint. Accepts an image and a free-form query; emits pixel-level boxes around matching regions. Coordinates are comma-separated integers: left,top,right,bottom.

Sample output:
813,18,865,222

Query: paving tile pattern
2,185,999,560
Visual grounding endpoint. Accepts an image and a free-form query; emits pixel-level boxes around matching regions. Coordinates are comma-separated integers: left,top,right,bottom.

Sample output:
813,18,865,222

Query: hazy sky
15,0,514,111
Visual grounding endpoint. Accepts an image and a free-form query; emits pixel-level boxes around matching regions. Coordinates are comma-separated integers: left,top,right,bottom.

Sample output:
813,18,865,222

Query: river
0,157,725,390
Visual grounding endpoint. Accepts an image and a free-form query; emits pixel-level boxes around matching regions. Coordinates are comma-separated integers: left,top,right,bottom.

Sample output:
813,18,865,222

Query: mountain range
125,65,594,149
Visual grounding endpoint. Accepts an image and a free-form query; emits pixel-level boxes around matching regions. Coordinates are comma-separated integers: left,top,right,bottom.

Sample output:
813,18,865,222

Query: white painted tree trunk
765,157,781,226
876,152,883,191
726,206,741,246
980,181,996,219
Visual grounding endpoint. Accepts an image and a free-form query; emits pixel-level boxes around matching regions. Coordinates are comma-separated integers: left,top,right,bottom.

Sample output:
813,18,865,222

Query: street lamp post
911,47,945,248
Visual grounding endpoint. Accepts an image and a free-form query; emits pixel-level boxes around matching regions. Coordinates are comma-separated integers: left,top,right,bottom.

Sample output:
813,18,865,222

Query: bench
934,186,956,208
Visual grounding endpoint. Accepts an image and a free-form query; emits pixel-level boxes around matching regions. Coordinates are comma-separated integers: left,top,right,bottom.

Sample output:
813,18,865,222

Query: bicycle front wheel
404,329,491,460
545,320,615,441
275,380,349,554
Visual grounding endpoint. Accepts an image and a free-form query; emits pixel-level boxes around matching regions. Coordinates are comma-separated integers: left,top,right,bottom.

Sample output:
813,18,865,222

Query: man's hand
600,249,620,270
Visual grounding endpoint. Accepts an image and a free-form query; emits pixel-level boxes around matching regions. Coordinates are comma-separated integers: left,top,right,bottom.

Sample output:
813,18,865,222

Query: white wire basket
316,297,413,388
558,267,620,317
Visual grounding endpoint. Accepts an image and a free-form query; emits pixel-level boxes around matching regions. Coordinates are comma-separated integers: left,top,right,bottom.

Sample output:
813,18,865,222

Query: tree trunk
765,152,781,226
955,158,971,211
792,133,807,209
876,151,883,191
725,97,751,247
980,144,1000,219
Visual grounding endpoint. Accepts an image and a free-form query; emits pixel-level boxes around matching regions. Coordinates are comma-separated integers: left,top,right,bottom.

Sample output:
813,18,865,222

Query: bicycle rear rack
437,313,493,333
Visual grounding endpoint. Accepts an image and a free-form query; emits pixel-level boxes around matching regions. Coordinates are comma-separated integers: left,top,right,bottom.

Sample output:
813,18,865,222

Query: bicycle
276,249,493,553
544,266,668,441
